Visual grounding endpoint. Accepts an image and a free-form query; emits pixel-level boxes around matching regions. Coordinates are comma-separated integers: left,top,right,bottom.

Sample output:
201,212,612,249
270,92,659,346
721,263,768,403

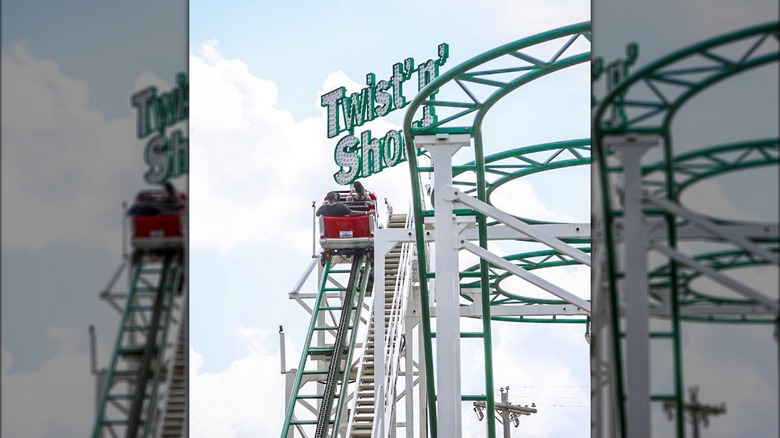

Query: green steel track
402,21,592,437
281,253,374,437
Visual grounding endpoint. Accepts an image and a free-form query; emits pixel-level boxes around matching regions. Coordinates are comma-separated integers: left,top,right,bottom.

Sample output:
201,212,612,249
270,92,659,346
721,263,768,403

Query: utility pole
663,386,726,438
473,387,538,437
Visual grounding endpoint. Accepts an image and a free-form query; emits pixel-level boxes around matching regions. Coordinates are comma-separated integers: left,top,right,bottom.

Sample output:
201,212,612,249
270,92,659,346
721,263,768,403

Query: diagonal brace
461,240,591,313
646,194,779,266
451,187,591,266
652,243,778,311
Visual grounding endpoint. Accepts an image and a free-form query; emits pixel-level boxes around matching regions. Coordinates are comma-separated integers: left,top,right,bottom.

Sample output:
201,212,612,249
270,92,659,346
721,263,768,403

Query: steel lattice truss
595,23,779,135
649,246,779,322
642,138,780,197
407,23,591,136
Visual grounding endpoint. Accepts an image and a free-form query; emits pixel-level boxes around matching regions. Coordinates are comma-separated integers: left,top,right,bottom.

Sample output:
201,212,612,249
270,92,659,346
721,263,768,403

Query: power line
498,385,589,389
510,395,589,400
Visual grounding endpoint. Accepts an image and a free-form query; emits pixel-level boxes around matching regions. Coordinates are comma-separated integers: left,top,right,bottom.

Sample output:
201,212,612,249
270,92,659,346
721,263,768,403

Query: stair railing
376,212,415,438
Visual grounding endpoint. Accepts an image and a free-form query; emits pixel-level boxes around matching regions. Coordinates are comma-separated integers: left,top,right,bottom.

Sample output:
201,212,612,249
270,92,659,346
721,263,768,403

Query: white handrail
344,213,390,437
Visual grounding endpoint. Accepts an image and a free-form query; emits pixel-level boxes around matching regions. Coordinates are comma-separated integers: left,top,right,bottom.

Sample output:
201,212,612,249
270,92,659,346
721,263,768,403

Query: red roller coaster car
319,191,377,260
127,188,187,251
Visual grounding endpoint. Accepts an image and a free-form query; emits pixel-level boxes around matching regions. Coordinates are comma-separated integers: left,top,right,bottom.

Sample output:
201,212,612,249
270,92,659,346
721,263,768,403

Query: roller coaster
92,185,189,438
282,21,593,438
282,20,778,438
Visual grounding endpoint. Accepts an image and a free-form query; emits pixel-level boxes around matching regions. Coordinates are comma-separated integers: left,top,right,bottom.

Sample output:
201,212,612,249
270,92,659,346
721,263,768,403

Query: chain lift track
314,254,371,437
283,212,412,438
282,252,373,436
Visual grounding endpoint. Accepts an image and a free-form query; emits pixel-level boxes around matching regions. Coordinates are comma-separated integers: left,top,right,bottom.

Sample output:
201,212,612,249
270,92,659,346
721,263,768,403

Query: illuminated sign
131,72,188,184
321,44,449,184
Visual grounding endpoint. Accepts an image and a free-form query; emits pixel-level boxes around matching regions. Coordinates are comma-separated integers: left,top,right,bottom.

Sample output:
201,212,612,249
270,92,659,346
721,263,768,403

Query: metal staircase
346,213,413,437
347,319,378,437
92,250,187,438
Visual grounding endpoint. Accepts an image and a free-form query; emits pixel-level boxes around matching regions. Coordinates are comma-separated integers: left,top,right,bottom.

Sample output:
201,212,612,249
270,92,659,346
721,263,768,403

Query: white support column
415,133,471,438
279,326,295,438
607,135,658,438
591,158,613,438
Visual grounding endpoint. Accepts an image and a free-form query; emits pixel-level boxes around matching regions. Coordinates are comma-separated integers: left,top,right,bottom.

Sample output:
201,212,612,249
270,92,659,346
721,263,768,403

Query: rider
316,191,365,217
347,181,372,202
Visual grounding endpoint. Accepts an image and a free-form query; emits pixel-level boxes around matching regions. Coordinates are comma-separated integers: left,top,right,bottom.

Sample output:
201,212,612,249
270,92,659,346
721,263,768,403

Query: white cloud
190,327,292,437
1,326,111,438
131,70,175,99
190,41,335,255
190,41,421,255
1,42,168,254
679,178,773,222
491,179,579,223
